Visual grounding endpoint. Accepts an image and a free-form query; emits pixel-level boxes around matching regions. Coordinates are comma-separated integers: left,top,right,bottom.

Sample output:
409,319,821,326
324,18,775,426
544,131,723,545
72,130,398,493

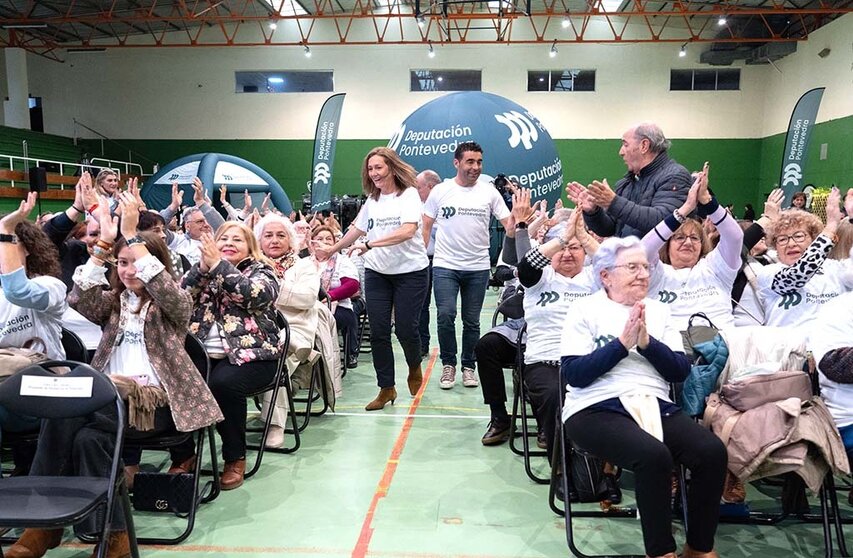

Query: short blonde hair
766,208,823,247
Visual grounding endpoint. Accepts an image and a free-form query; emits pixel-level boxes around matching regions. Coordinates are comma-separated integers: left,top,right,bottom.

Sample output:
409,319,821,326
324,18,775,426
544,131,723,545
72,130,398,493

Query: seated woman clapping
560,236,726,558
642,163,743,331
182,221,281,490
4,193,223,558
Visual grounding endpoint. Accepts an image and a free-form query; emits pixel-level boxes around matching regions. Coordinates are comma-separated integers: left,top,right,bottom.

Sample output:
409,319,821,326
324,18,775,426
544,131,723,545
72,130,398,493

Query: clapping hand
192,177,207,207
511,188,536,224
825,187,842,228
169,182,183,211
96,196,119,243
118,192,141,239
198,232,220,273
243,189,252,210
261,193,271,214
587,179,616,209
763,188,785,221
220,184,228,205
566,182,597,213
845,188,853,218
619,302,648,350
0,192,37,234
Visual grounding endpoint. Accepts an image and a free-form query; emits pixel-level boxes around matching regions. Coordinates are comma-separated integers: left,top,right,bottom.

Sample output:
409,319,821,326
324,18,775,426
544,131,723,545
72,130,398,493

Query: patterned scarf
270,252,298,278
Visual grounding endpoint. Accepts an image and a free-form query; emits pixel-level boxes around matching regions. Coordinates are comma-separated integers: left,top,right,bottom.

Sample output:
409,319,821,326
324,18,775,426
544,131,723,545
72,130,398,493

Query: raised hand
764,188,785,221
845,188,853,218
198,232,220,273
118,192,141,239
245,208,261,230
169,182,183,211
566,182,597,213
825,187,842,228
511,188,535,224
587,179,616,209
220,184,228,204
696,162,711,204
96,196,119,243
0,192,37,234
243,189,252,210
192,177,206,207
261,193,271,214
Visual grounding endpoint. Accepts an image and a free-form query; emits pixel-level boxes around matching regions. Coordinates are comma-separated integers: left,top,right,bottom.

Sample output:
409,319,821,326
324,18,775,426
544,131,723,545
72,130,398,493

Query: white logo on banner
213,161,268,186
782,163,803,187
154,161,201,185
388,124,406,152
494,111,539,150
313,163,331,185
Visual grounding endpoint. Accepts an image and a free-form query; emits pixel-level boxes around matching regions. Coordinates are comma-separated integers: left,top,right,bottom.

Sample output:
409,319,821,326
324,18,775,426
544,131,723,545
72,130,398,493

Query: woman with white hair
560,236,726,558
254,212,300,278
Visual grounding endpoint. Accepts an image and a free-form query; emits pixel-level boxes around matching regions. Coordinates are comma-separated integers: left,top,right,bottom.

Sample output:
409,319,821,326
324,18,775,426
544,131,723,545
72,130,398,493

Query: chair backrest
61,327,89,363
184,333,210,382
0,361,121,420
491,287,525,327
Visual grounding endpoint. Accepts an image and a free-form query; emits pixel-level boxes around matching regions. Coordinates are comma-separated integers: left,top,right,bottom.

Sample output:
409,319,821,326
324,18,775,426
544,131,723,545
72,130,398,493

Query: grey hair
416,169,441,188
254,212,297,251
633,123,671,154
592,236,643,288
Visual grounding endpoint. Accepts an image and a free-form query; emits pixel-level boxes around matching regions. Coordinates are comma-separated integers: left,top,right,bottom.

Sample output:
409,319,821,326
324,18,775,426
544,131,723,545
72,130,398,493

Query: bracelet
673,209,687,224
72,204,85,213
557,236,568,248
0,233,18,244
88,203,99,213
88,245,116,265
95,239,114,251
364,240,371,250
126,235,145,247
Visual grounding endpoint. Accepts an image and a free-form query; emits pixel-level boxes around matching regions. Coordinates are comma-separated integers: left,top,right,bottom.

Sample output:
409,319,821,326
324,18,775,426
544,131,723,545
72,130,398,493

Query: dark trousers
208,358,278,463
524,361,560,463
334,305,358,359
30,404,127,533
565,408,727,557
475,332,518,405
122,405,195,466
364,267,429,388
419,257,434,355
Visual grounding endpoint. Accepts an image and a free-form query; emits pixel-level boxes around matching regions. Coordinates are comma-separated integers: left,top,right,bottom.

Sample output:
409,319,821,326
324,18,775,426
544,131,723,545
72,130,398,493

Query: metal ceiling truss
1,0,851,62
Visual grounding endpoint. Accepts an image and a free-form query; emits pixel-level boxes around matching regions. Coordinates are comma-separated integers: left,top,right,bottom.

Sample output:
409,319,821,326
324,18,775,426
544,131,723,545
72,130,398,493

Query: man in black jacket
569,123,692,239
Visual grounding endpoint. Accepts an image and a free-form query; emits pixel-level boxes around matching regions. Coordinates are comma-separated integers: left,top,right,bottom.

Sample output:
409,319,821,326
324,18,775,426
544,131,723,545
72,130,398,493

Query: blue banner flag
779,88,824,205
309,93,346,212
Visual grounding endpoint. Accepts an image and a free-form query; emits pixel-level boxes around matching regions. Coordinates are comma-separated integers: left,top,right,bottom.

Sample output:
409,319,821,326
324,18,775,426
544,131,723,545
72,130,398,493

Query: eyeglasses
775,231,809,246
612,263,650,274
672,234,700,244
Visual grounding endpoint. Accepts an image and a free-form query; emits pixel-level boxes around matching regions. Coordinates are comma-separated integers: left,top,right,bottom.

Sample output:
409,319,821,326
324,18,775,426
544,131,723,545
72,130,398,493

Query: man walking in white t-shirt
423,142,511,389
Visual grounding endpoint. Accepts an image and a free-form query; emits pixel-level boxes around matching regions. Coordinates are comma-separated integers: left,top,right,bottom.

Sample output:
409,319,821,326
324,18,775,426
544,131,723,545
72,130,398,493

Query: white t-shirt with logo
648,248,739,332
424,179,510,271
104,292,161,387
559,290,683,421
810,291,853,428
0,275,67,360
755,259,851,330
353,187,429,275
523,266,598,364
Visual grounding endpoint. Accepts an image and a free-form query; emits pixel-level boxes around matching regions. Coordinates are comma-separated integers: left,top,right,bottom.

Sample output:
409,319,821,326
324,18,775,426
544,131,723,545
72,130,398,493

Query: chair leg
508,373,524,457
119,482,141,558
201,426,221,504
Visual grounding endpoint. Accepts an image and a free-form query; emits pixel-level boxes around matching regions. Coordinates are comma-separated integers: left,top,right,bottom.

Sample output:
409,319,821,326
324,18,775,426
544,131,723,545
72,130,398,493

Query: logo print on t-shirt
367,218,374,231
535,291,560,306
657,290,678,304
778,291,803,310
441,206,457,219
593,334,616,349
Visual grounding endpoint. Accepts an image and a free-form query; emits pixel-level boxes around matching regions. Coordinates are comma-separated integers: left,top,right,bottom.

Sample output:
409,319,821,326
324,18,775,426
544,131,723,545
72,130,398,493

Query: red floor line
351,348,438,558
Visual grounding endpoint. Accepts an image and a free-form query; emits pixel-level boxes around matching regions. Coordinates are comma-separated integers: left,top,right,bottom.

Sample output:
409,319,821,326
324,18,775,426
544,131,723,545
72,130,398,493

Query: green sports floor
3,290,851,558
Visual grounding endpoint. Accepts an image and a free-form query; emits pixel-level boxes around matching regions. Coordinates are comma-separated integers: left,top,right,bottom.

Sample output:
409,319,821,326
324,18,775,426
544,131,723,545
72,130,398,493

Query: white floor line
329,411,491,419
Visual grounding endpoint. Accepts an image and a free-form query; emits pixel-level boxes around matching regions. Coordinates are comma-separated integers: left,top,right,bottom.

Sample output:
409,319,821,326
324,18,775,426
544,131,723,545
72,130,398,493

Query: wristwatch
515,222,528,230
126,235,146,247
364,240,372,250
0,233,18,244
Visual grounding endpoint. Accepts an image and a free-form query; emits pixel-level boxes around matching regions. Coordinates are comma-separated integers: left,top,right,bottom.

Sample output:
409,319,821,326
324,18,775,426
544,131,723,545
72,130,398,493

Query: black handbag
681,312,720,360
569,449,622,504
131,472,195,515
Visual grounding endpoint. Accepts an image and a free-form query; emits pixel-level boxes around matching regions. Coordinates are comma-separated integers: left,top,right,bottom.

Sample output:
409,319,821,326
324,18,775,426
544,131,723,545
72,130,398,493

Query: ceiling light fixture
549,40,558,58
2,23,48,29
561,15,570,28
717,15,727,26
269,21,277,30
428,41,435,58
304,45,311,58
268,77,284,84
679,43,687,57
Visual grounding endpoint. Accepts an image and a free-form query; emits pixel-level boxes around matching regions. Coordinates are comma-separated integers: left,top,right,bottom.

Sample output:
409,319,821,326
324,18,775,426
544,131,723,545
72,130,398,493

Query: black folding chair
245,312,301,479
0,361,140,558
117,334,221,545
60,327,89,364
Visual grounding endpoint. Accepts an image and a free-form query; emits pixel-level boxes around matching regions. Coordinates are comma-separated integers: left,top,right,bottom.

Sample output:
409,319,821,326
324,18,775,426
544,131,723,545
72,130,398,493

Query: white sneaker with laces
461,367,479,387
439,365,456,389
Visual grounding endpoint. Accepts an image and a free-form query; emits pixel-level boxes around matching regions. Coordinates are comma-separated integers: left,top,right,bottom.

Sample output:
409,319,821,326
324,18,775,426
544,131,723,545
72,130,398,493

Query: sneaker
461,367,478,388
439,365,456,389
346,354,359,369
536,429,547,450
481,418,511,445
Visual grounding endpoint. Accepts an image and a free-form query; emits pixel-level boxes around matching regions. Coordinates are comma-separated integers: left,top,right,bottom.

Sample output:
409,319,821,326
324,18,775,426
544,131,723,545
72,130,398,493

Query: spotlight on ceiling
679,43,687,57
717,15,727,26
269,21,277,30
549,40,558,58
304,45,312,58
428,41,435,58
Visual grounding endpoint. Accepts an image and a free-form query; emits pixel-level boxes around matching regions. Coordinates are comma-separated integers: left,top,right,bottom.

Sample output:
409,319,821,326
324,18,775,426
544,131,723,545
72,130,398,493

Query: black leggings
565,407,727,557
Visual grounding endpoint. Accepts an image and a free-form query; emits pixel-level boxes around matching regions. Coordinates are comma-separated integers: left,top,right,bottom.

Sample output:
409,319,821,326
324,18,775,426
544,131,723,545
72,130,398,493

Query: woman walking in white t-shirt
315,147,430,411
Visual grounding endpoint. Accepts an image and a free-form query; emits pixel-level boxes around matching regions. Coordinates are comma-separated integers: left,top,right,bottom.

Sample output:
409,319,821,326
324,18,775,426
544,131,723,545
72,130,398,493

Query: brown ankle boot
6,528,63,558
221,458,246,490
645,553,678,558
167,454,197,475
365,387,397,411
123,464,139,492
681,545,719,558
407,364,423,396
91,531,131,558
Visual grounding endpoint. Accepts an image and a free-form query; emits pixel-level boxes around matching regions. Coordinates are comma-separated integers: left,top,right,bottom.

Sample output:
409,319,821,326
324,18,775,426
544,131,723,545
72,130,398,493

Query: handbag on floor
132,472,195,515
569,449,622,504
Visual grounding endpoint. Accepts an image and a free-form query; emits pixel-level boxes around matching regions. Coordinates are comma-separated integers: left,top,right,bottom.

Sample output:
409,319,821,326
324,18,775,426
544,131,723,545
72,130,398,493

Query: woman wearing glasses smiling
640,163,743,331
753,186,852,330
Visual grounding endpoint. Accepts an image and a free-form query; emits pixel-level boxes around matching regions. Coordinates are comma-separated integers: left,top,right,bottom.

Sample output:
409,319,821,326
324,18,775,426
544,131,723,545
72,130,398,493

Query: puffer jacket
584,152,692,238
183,257,281,365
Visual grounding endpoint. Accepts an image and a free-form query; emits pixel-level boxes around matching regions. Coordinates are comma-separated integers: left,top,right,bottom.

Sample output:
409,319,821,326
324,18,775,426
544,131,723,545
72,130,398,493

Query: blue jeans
433,267,490,369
